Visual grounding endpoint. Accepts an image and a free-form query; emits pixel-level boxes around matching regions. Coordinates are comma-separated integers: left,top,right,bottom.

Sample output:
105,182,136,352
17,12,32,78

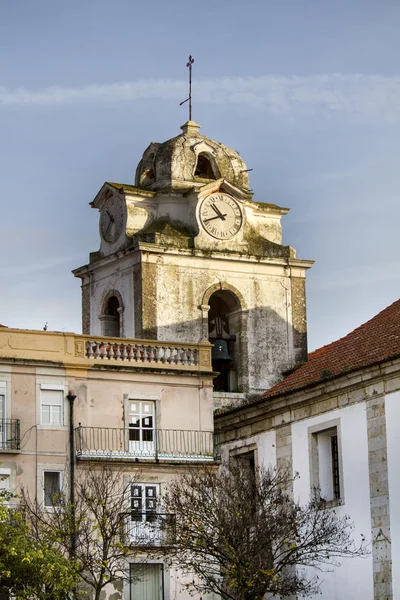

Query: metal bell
212,339,232,362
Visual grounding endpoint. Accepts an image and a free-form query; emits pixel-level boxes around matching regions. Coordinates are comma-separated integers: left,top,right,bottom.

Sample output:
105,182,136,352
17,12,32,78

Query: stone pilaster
81,282,91,335
276,423,293,499
291,277,308,365
367,397,392,600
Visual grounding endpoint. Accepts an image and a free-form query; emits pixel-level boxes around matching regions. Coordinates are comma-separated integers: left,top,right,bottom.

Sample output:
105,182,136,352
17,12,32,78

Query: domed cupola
135,121,250,192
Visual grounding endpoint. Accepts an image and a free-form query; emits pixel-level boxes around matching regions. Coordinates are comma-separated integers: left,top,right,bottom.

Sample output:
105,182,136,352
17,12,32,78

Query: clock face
199,193,243,240
100,197,125,243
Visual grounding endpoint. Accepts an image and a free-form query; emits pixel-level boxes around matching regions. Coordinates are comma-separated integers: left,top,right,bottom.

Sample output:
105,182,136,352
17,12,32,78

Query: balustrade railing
83,340,199,367
0,419,20,451
75,425,219,461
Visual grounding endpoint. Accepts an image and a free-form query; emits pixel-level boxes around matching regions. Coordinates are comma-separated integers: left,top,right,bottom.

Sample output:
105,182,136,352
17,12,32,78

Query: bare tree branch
163,462,369,600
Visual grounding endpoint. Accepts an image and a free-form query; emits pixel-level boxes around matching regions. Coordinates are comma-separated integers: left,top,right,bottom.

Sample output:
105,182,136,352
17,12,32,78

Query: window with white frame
0,468,11,504
128,400,155,455
40,386,64,426
43,471,62,507
131,483,158,523
309,422,343,503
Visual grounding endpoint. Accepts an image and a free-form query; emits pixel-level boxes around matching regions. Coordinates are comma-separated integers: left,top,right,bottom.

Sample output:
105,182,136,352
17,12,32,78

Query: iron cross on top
179,55,195,121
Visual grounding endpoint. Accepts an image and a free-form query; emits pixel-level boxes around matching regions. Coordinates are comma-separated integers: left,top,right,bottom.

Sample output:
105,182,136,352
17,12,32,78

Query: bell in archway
212,339,232,362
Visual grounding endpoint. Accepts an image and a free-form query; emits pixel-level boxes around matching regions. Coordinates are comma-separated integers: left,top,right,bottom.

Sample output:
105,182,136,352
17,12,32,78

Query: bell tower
73,121,313,396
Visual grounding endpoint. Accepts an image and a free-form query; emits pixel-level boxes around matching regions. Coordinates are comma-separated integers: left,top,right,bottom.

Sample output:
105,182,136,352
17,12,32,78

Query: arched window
208,290,241,392
140,168,155,187
194,153,217,180
101,294,122,337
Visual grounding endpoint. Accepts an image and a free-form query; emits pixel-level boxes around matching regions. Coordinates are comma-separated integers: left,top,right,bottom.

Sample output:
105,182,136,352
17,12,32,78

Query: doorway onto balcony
128,400,155,457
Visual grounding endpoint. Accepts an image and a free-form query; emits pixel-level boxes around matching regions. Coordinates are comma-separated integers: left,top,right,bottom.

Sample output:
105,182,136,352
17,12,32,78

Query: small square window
44,471,61,507
40,388,63,426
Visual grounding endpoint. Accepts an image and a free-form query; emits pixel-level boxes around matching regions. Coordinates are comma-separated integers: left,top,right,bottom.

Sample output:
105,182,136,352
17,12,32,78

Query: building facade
1,120,313,599
215,299,400,600
0,326,216,599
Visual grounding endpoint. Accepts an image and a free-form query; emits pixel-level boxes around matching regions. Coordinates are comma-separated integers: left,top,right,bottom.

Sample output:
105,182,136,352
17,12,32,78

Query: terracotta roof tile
263,298,400,399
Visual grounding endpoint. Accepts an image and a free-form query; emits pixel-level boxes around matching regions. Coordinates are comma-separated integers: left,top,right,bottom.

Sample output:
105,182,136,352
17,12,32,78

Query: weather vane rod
179,55,194,121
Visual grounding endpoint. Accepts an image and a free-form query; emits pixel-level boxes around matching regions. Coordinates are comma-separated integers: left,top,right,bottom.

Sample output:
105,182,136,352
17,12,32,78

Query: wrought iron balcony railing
75,425,220,462
121,512,176,547
0,419,20,451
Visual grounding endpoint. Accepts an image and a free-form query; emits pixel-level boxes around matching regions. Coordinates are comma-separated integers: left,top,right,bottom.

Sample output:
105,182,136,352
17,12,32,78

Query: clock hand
204,214,227,223
210,204,226,220
106,210,114,222
105,218,114,237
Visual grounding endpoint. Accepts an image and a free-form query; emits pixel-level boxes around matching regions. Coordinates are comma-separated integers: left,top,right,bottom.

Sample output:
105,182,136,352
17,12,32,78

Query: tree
0,488,78,599
164,462,368,600
22,465,144,600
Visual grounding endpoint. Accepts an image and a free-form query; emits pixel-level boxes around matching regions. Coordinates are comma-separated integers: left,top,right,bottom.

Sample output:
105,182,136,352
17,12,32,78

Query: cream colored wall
73,370,213,432
0,353,214,500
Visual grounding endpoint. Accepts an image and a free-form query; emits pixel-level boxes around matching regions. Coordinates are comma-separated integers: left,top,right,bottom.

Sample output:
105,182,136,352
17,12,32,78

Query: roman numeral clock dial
199,193,243,240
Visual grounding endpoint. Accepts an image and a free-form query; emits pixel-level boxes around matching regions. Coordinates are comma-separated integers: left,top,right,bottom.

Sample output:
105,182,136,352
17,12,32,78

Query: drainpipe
67,393,77,559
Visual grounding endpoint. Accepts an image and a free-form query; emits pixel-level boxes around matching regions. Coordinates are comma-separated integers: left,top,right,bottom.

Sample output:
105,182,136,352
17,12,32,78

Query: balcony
0,420,20,451
0,328,213,375
75,425,220,462
122,512,176,547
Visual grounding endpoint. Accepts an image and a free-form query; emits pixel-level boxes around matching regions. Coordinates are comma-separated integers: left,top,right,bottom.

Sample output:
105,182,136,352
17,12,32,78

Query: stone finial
180,121,201,136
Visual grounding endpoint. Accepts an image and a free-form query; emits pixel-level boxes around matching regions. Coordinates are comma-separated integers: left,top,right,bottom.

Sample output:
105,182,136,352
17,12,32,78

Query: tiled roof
263,298,400,399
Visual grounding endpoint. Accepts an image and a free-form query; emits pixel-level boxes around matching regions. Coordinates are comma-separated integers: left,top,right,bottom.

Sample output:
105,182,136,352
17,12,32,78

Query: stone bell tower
73,121,313,395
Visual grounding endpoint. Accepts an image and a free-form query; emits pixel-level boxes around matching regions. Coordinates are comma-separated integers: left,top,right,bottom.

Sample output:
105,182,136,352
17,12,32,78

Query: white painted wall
385,390,400,599
220,431,276,469
292,403,374,600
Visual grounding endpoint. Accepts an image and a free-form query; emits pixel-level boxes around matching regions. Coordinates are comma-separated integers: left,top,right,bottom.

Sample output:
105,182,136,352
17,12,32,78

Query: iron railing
121,512,176,547
0,419,20,451
75,425,220,461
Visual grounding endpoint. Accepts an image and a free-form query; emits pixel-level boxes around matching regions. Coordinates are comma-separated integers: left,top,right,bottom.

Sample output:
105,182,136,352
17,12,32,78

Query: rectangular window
130,564,163,600
44,471,61,507
128,401,155,456
310,423,343,503
131,484,158,523
40,388,63,426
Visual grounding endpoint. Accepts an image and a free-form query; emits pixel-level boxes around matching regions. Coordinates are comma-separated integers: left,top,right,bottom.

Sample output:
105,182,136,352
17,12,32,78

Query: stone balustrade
74,336,213,372
0,328,213,373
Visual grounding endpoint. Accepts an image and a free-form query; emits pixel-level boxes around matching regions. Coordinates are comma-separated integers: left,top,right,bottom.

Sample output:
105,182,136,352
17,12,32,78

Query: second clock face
200,193,243,240
100,197,125,243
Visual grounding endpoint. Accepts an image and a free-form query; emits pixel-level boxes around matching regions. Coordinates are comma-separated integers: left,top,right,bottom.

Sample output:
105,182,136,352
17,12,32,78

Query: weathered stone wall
153,253,302,393
81,282,91,335
367,396,392,600
290,276,308,365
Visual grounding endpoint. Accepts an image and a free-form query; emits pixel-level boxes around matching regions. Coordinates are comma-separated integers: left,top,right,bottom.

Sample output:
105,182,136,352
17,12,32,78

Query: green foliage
21,466,139,600
0,489,78,599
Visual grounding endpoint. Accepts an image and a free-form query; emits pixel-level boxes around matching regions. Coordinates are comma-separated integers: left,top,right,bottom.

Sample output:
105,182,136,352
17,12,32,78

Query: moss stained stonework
81,282,91,335
291,277,308,365
73,121,313,394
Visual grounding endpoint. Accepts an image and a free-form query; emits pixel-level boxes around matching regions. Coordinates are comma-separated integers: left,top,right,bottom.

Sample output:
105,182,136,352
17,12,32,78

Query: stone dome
134,121,250,192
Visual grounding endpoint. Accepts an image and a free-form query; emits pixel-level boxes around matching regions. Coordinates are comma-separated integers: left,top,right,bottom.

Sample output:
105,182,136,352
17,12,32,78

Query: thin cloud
1,74,400,122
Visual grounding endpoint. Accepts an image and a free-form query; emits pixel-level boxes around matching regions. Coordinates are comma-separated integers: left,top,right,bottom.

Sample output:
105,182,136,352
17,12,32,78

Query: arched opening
101,295,122,337
208,290,242,392
140,168,155,187
194,153,217,180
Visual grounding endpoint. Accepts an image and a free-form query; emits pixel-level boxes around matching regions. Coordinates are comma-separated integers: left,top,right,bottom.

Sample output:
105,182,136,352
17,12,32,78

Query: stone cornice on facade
73,240,314,277
215,356,400,442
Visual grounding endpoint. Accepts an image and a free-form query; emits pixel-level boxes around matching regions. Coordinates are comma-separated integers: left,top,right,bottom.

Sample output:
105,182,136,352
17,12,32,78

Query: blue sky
1,0,399,351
